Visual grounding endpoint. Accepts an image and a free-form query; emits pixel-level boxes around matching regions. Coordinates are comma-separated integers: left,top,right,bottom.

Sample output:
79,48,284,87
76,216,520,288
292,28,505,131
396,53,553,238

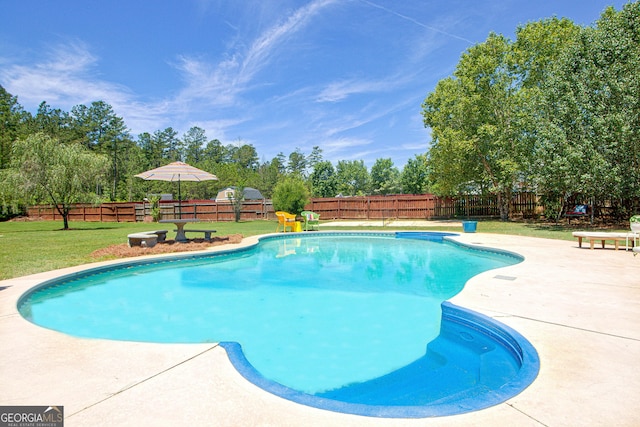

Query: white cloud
401,142,428,151
320,136,373,161
0,41,128,108
187,118,248,143
240,0,338,77
315,66,420,103
172,54,241,108
0,40,171,135
316,79,384,103
119,100,174,136
174,0,340,108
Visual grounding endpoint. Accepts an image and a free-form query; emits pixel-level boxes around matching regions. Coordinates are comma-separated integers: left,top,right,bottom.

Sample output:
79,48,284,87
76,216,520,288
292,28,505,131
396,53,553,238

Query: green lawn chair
301,210,320,231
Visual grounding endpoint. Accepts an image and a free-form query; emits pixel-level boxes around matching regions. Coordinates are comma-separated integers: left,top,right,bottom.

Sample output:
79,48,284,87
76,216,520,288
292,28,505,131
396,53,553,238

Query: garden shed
215,187,264,203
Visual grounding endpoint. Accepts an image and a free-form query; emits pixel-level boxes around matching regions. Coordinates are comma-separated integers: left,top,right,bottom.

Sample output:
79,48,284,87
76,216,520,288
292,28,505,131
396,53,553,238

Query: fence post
466,195,469,218
425,195,429,219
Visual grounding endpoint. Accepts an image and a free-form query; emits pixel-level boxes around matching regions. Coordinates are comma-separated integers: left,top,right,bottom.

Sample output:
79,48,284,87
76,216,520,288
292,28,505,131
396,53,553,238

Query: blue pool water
18,232,538,417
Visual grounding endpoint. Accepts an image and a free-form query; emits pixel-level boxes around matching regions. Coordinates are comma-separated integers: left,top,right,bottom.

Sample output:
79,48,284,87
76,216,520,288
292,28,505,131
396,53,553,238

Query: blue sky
0,0,628,168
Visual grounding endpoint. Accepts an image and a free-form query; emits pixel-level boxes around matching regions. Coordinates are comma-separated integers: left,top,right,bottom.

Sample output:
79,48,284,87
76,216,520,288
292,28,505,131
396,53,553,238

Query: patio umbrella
134,161,218,218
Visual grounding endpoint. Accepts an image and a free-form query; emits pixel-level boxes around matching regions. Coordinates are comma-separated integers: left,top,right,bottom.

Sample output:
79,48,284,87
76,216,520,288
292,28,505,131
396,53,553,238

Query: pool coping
16,231,538,418
1,231,639,426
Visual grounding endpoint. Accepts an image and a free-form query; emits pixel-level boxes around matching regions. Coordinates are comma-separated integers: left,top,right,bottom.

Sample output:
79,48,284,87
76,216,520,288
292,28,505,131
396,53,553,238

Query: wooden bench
176,229,217,242
127,233,158,248
572,231,637,251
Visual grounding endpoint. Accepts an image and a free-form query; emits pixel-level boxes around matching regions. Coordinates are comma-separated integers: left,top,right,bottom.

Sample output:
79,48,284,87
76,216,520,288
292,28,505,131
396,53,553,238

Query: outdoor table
159,218,200,243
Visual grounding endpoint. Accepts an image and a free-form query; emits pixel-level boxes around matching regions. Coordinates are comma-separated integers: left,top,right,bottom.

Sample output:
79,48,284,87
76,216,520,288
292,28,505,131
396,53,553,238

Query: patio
1,232,639,426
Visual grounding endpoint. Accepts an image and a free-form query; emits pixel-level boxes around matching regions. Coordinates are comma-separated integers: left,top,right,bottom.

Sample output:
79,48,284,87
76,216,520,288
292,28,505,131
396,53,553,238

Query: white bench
177,229,217,242
572,231,638,251
127,230,168,247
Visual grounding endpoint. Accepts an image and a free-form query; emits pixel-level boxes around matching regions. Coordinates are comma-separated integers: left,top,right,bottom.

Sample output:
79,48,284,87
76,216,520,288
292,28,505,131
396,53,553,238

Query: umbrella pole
178,176,182,219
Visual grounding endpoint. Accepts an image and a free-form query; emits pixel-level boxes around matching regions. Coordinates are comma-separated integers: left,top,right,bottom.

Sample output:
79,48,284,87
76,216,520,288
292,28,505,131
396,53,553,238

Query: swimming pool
18,232,539,418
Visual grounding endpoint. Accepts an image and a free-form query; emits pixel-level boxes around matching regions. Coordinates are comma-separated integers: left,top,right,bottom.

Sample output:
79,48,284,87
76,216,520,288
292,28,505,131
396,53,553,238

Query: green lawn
0,220,276,280
0,218,624,281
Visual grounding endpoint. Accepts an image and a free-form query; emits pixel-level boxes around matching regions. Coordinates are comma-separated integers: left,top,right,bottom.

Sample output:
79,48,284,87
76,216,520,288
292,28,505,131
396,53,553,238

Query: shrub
272,177,310,215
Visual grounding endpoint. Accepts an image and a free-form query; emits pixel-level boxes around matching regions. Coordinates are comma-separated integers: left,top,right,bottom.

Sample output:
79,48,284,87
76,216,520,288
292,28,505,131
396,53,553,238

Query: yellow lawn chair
275,211,297,232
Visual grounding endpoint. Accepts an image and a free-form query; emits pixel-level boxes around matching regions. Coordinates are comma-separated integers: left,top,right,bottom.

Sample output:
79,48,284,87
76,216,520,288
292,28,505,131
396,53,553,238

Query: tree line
0,86,431,216
422,2,640,221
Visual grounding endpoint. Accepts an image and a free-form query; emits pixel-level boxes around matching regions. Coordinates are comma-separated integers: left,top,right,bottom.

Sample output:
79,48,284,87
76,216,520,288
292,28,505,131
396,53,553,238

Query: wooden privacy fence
27,203,138,222
307,194,439,220
27,200,275,222
303,193,539,220
432,193,540,219
152,200,273,222
27,193,541,222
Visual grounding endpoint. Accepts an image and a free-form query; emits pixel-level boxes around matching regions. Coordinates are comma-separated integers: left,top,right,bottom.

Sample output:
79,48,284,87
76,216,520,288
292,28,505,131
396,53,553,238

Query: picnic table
159,218,199,243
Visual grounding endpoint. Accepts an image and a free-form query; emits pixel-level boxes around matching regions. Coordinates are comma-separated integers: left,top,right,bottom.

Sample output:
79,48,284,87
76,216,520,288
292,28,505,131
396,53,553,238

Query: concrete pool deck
1,231,639,426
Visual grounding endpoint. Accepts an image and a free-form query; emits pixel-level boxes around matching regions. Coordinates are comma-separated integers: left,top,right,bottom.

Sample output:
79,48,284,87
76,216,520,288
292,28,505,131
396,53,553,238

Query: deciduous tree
535,4,640,218
423,18,580,220
336,160,369,196
6,133,108,229
272,176,310,214
309,160,337,197
370,158,400,195
0,86,28,170
401,154,430,194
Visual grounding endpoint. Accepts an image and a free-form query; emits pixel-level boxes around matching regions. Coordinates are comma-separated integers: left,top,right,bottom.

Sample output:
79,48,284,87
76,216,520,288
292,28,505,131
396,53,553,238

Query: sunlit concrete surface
1,231,639,426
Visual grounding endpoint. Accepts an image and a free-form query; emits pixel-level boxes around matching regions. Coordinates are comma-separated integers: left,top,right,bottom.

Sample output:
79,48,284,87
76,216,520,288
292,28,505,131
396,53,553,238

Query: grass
0,220,276,280
0,218,629,281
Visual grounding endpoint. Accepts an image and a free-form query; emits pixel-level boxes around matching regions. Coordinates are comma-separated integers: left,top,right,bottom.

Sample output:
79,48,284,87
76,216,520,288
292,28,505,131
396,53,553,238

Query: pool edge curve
220,301,540,418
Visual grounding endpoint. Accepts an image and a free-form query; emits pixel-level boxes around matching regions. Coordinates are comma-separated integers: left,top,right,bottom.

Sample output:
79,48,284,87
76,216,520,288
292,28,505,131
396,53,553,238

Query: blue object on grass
462,221,478,233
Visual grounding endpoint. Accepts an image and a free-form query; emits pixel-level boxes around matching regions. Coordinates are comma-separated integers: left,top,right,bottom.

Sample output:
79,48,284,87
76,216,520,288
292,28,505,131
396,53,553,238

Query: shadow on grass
5,225,124,233
524,221,629,233
526,223,568,231
63,226,122,231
